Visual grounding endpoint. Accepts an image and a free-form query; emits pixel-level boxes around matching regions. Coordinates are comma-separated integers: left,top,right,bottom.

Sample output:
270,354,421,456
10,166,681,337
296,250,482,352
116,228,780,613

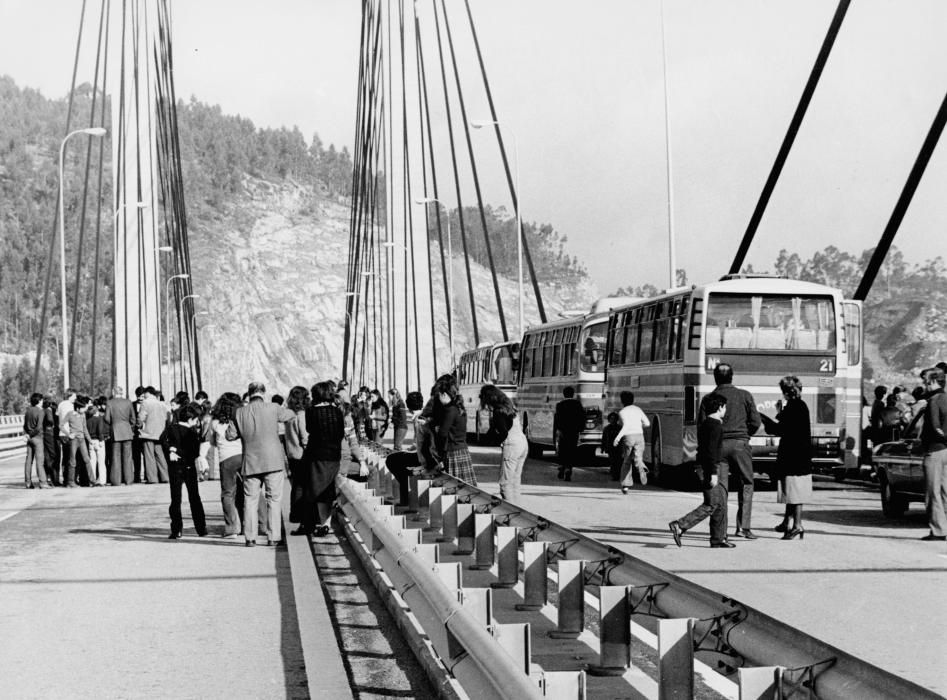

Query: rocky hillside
188,176,598,397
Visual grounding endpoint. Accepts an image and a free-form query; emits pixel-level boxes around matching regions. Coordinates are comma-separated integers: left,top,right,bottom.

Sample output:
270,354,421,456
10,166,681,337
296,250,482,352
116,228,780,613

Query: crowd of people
20,359,947,548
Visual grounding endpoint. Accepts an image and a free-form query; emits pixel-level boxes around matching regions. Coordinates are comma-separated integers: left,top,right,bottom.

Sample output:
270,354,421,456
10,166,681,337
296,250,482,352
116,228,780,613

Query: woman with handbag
760,376,813,540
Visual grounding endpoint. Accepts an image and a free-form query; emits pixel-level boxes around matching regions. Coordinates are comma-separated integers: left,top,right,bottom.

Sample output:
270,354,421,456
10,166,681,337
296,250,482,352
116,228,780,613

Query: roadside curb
282,482,354,700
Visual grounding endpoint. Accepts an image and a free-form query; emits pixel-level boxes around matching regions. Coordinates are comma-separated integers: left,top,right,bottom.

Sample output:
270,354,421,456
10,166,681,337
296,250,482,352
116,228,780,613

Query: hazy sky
2,0,945,296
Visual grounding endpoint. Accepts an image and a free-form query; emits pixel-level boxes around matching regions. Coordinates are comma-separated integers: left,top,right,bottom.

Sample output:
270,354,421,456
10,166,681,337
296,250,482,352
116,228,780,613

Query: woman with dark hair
760,375,813,539
480,384,525,502
388,388,408,450
354,386,373,441
284,385,310,524
434,377,477,485
370,389,390,441
208,392,248,538
293,381,345,536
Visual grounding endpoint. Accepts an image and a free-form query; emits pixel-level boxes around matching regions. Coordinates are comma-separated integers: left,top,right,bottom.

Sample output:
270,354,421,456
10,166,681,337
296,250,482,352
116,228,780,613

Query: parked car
872,438,926,518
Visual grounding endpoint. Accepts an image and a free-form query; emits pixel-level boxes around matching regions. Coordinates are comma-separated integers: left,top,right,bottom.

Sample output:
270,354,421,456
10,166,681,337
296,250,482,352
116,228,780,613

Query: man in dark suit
553,386,585,481
230,382,295,547
105,386,138,485
699,363,762,539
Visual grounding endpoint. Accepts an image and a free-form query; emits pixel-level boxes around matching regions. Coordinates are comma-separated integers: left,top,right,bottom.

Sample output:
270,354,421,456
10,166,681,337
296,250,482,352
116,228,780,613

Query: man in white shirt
612,391,650,493
56,387,77,484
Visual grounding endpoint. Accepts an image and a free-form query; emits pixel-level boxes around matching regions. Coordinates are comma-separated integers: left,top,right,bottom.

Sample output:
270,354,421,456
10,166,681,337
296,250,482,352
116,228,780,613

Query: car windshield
579,321,607,372
492,343,519,385
705,293,836,351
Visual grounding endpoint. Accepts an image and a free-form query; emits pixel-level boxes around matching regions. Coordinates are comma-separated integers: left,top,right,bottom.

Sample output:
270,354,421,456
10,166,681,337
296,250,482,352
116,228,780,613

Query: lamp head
470,120,497,129
83,127,108,137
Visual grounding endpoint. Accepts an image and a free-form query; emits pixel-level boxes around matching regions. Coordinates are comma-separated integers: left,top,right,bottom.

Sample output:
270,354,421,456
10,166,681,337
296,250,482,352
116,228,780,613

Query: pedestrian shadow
274,544,310,699
68,526,249,546
803,507,928,530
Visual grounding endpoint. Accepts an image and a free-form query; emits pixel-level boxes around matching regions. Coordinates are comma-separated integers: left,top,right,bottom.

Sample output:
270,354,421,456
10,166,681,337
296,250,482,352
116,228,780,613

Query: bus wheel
649,423,663,484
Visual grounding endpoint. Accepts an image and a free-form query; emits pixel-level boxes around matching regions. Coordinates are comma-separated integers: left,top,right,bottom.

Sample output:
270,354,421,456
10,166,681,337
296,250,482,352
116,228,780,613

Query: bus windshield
493,343,519,386
579,321,608,372
705,293,836,351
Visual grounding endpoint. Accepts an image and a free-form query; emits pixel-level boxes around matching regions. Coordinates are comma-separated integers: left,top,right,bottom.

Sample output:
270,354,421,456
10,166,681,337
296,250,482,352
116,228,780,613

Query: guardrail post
460,587,494,628
539,670,587,699
429,486,444,531
434,561,463,595
658,618,695,699
388,467,400,504
412,543,440,567
515,541,548,611
412,478,431,522
470,513,496,570
492,526,519,589
438,493,457,543
548,559,585,639
399,528,422,546
407,474,421,513
738,666,782,699
454,503,476,555
587,586,630,676
493,622,532,676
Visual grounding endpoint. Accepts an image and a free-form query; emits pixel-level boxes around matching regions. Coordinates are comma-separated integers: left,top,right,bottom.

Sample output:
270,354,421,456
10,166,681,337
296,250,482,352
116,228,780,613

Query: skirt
446,447,477,485
778,474,813,504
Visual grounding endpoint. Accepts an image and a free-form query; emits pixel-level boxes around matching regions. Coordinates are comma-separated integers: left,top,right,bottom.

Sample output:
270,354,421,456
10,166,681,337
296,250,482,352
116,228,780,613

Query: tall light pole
179,294,200,392
165,274,189,392
660,0,677,289
196,314,215,396
58,126,106,389
414,197,453,368
471,119,524,339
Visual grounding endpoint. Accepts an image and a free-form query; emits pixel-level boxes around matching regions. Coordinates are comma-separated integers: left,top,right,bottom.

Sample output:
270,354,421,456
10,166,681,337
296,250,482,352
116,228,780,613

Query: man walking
230,382,295,547
105,387,137,485
920,367,947,541
138,387,170,484
553,386,585,481
612,391,651,493
699,363,761,539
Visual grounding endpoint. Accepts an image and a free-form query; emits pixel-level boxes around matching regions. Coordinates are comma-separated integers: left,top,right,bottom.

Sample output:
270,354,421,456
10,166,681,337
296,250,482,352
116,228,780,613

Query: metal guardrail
354,441,937,700
336,474,544,700
0,415,25,455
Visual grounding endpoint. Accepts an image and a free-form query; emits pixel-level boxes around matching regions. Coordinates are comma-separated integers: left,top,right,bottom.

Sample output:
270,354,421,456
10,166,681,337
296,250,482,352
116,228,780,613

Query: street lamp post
58,126,107,389
196,315,215,395
165,274,189,392
414,197,453,367
471,119,524,340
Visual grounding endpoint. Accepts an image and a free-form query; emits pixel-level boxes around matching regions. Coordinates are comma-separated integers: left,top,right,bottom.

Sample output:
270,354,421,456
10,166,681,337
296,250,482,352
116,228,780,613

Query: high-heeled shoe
774,522,789,533
781,527,804,540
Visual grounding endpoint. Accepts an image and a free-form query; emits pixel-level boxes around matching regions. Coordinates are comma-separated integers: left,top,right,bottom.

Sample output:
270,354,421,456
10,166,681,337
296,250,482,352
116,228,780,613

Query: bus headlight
585,408,602,430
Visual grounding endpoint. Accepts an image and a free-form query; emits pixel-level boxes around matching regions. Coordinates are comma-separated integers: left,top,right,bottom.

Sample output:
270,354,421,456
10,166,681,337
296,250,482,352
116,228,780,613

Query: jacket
231,398,296,476
105,396,138,441
138,397,169,440
699,383,761,441
761,397,813,477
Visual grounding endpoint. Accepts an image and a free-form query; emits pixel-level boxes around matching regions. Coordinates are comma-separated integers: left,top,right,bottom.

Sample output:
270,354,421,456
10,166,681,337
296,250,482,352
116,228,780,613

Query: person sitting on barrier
293,381,345,537
353,386,373,441
370,389,390,441
669,393,733,548
433,376,477,485
480,384,526,503
413,394,438,473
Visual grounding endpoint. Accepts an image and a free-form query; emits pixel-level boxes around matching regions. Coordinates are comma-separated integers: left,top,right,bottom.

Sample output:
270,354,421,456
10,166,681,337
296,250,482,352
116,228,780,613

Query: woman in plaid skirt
434,376,477,485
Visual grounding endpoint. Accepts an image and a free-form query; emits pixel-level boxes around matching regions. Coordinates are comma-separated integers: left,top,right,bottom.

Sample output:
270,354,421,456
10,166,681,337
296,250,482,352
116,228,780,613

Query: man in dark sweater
920,367,947,541
22,392,49,488
553,386,586,481
669,394,733,548
699,363,762,539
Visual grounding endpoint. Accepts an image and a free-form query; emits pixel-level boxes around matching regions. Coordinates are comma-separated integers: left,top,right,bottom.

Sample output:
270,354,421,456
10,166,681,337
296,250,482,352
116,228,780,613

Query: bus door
843,300,863,470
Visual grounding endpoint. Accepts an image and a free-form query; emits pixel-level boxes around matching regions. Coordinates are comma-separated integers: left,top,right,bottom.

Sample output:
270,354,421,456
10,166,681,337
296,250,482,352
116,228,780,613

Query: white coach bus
455,340,520,441
604,274,863,483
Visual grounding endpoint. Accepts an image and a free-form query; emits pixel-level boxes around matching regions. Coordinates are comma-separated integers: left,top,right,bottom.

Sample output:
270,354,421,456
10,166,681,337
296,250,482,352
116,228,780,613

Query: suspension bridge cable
853,90,947,301
68,0,109,370
461,0,546,324
729,0,851,275
89,0,112,391
431,0,479,345
413,3,438,378
440,0,508,342
32,0,89,391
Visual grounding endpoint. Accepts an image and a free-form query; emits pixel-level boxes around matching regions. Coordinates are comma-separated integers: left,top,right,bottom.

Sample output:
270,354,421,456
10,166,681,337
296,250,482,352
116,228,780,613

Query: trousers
619,435,646,487
243,470,284,544
67,438,93,486
923,449,947,537
89,439,108,485
110,440,134,485
142,440,170,483
721,438,754,530
675,483,729,544
24,435,46,486
168,462,206,535
499,431,528,504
